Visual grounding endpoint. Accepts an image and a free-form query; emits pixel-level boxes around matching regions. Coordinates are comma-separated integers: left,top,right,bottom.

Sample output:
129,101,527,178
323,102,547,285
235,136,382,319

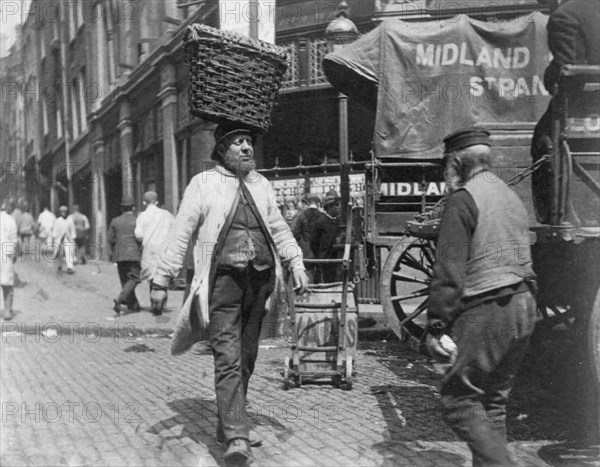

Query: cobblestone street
0,260,597,466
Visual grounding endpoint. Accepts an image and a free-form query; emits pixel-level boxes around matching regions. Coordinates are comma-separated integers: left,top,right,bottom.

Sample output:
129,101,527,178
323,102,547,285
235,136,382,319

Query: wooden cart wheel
380,236,435,342
283,356,291,390
344,356,353,391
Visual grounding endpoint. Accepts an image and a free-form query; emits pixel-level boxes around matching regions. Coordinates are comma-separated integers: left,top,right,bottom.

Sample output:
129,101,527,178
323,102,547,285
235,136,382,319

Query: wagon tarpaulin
322,12,552,158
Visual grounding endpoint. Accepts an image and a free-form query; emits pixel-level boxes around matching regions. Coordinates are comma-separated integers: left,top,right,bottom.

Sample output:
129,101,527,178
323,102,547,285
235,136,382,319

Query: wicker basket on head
183,24,289,134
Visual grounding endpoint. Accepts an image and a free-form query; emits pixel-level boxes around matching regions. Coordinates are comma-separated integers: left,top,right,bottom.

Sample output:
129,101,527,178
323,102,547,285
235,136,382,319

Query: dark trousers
441,290,537,466
116,261,141,309
208,266,274,442
75,237,87,264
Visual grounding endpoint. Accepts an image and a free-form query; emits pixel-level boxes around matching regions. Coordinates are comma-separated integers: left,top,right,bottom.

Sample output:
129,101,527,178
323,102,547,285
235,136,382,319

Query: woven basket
183,24,289,133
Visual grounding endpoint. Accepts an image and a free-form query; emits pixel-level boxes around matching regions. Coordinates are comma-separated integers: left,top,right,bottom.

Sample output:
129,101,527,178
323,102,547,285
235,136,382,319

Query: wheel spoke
402,251,433,276
390,288,429,302
391,271,429,285
421,244,436,266
400,298,429,326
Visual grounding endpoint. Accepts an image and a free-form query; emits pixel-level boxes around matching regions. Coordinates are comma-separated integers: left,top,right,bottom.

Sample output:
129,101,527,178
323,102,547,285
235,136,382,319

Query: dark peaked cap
443,128,491,154
211,123,256,160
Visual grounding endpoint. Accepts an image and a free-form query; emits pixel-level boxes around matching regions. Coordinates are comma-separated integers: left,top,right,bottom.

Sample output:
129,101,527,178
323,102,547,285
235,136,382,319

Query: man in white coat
150,124,308,465
52,205,76,274
37,206,56,247
1,200,18,320
135,191,174,284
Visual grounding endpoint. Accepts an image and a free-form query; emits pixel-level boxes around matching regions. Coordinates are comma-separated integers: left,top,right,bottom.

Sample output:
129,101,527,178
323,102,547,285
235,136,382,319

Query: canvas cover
323,13,552,158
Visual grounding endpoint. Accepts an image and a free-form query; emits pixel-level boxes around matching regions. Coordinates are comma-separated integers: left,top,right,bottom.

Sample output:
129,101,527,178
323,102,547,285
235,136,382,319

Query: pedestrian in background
52,205,76,274
10,198,23,238
9,199,22,257
150,124,307,465
68,204,90,265
284,195,298,225
134,191,174,302
1,199,18,320
275,194,285,217
18,201,35,257
292,194,324,282
297,197,308,212
310,190,341,283
292,194,323,259
426,128,537,466
37,205,56,247
107,196,141,314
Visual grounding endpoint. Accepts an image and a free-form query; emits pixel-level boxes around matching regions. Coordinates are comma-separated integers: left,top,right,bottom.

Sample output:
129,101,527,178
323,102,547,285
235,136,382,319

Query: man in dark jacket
107,196,142,314
310,190,341,283
426,128,538,466
292,194,324,259
292,194,325,282
531,0,600,223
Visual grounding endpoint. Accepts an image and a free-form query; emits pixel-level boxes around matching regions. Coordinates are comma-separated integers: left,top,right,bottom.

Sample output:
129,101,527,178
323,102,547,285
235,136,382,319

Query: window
52,20,59,42
309,37,328,86
71,78,80,138
138,3,153,64
42,99,49,135
77,1,84,29
78,70,87,131
40,26,46,59
165,0,178,21
137,42,148,62
56,108,63,138
281,41,299,90
69,2,76,40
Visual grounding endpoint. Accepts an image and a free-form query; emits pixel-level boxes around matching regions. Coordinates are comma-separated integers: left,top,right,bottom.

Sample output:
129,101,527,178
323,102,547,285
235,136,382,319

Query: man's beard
444,167,461,194
222,154,256,177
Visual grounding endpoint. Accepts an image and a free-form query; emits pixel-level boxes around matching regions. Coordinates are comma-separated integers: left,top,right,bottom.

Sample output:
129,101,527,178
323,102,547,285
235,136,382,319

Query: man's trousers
116,261,141,309
208,266,274,443
55,241,76,271
441,289,538,466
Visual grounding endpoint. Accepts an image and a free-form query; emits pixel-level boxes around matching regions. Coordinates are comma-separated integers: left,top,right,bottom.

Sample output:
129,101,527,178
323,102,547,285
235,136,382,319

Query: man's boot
223,438,252,466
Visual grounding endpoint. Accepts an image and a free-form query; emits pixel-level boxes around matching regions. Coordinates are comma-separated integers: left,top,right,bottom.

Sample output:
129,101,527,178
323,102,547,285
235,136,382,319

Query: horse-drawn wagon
321,11,600,423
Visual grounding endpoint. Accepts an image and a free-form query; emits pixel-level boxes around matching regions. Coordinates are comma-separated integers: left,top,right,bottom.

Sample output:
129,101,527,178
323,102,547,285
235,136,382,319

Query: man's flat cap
323,189,340,206
443,128,490,154
305,194,321,204
212,123,256,160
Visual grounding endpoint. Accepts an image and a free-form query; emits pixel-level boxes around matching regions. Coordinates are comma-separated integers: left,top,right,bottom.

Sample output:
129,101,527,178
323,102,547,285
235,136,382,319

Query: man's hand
150,289,168,314
425,333,457,365
292,269,309,295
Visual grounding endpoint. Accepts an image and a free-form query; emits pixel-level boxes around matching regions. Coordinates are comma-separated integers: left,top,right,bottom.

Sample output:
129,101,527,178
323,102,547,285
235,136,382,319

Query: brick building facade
1,0,544,257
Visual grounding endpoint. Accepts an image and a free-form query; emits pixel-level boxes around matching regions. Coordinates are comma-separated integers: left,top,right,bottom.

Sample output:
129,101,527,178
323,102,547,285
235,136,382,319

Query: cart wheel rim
380,236,434,342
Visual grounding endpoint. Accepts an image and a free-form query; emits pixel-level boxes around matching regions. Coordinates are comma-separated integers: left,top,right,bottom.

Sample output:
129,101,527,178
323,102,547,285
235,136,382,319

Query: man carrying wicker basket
150,25,307,465
150,121,308,465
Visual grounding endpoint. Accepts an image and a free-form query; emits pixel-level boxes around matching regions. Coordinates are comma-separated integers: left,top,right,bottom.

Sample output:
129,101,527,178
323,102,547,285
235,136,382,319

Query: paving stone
0,259,580,466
